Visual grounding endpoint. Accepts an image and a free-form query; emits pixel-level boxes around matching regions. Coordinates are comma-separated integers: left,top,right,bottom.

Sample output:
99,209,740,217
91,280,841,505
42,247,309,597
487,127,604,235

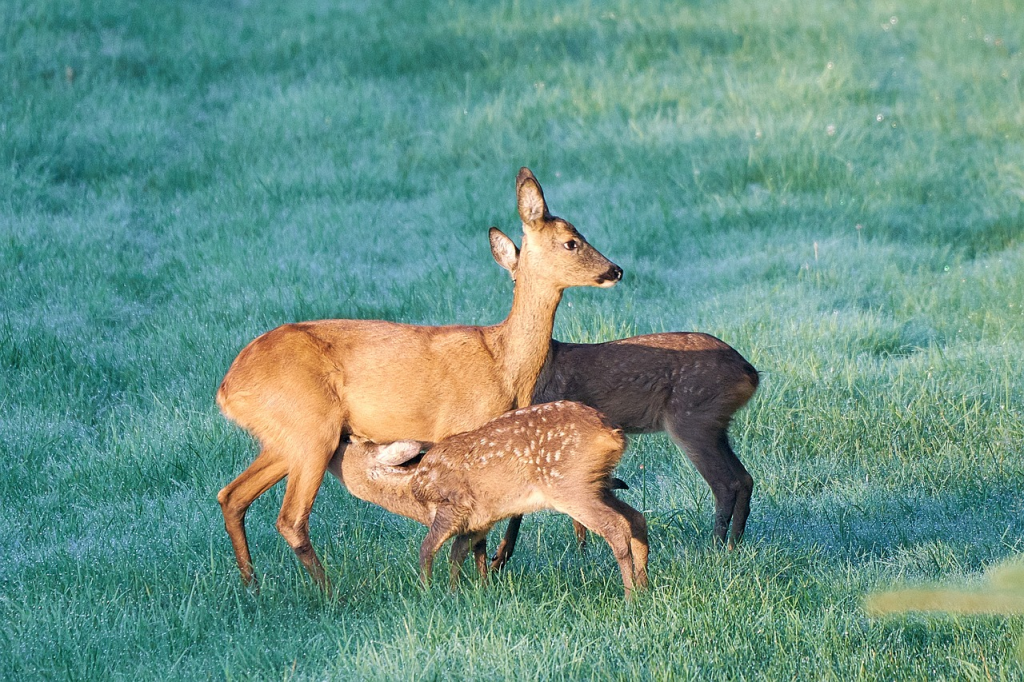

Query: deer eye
563,239,578,251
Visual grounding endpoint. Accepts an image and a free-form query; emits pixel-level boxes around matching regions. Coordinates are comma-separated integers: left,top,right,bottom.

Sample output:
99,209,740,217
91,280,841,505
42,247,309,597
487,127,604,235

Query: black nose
599,264,623,284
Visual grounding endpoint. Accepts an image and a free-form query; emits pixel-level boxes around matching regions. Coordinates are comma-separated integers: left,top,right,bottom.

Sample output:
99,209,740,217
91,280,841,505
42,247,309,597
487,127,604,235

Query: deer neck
492,274,563,408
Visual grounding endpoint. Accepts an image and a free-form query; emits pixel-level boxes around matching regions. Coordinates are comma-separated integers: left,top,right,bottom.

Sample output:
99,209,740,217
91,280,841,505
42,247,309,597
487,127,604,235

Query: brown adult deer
216,168,622,589
489,252,759,569
336,401,649,598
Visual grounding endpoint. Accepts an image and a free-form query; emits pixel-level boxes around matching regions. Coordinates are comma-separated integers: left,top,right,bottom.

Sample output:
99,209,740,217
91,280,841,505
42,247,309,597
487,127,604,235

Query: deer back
534,333,759,433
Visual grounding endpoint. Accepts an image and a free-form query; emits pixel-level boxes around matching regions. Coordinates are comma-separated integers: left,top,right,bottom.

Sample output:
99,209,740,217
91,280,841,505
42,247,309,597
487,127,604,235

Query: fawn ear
516,167,550,226
375,440,423,466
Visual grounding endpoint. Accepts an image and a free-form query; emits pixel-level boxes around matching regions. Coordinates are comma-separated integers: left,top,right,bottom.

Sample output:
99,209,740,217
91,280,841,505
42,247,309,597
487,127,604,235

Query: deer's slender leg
715,432,754,547
602,491,649,589
449,535,473,589
667,419,752,547
572,519,588,550
559,496,642,599
420,505,466,587
275,449,336,590
472,537,489,582
490,515,522,571
217,448,289,587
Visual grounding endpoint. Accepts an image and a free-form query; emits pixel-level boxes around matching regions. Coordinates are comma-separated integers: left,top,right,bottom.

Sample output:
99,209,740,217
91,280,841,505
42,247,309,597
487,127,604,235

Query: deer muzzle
595,263,623,287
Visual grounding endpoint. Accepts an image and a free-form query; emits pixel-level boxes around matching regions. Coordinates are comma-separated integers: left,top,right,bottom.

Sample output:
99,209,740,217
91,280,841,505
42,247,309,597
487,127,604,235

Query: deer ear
375,440,423,466
516,167,549,225
489,227,519,277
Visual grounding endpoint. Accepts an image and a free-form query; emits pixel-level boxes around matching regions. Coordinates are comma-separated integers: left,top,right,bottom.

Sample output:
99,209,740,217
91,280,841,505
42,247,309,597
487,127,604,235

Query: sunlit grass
867,559,1024,616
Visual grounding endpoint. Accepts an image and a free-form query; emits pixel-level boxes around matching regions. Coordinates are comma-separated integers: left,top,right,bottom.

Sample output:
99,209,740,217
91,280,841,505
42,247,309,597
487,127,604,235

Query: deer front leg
472,537,489,583
420,506,465,587
449,535,473,589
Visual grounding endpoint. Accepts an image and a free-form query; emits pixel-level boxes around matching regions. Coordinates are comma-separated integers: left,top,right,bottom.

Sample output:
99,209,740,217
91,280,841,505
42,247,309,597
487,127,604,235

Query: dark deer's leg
667,419,751,547
490,515,522,571
719,432,754,548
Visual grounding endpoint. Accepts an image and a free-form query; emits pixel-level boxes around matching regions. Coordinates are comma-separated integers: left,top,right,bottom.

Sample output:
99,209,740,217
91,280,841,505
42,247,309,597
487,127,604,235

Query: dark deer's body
491,331,758,568
338,401,649,598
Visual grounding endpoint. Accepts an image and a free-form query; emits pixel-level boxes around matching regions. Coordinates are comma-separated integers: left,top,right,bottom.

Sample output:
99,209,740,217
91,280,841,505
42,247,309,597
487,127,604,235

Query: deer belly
498,488,550,518
341,359,509,442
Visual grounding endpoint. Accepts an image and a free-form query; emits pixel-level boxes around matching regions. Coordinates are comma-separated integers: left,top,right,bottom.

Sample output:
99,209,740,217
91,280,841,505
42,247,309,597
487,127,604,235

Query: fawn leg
451,533,490,587
573,519,588,550
603,491,649,589
449,535,473,589
561,498,638,599
420,506,465,587
472,537,489,583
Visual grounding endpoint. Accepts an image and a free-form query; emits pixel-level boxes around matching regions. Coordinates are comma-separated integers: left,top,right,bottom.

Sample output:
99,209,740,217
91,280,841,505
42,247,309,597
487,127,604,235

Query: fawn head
346,436,424,467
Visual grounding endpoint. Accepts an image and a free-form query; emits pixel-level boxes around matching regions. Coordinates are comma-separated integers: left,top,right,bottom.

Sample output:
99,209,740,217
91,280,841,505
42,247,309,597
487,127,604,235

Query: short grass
2,0,1023,678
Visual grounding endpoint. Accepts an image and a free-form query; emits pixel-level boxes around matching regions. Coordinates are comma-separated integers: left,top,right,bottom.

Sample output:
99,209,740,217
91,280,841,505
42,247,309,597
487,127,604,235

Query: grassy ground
2,0,1023,678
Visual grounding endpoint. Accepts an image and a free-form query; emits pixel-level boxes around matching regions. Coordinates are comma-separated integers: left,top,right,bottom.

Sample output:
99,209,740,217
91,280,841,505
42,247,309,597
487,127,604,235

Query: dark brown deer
216,169,622,589
489,253,759,569
335,401,649,598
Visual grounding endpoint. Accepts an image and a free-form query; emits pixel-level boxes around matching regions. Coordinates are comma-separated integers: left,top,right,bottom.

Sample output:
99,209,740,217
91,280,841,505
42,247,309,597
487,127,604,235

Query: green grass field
2,0,1023,678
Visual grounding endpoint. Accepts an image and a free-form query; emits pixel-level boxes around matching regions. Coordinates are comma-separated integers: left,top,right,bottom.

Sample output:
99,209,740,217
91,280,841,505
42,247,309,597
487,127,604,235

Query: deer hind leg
218,448,289,587
420,505,467,588
667,419,752,548
560,495,642,599
268,405,346,590
274,451,338,591
572,475,631,551
604,491,649,590
719,432,754,548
